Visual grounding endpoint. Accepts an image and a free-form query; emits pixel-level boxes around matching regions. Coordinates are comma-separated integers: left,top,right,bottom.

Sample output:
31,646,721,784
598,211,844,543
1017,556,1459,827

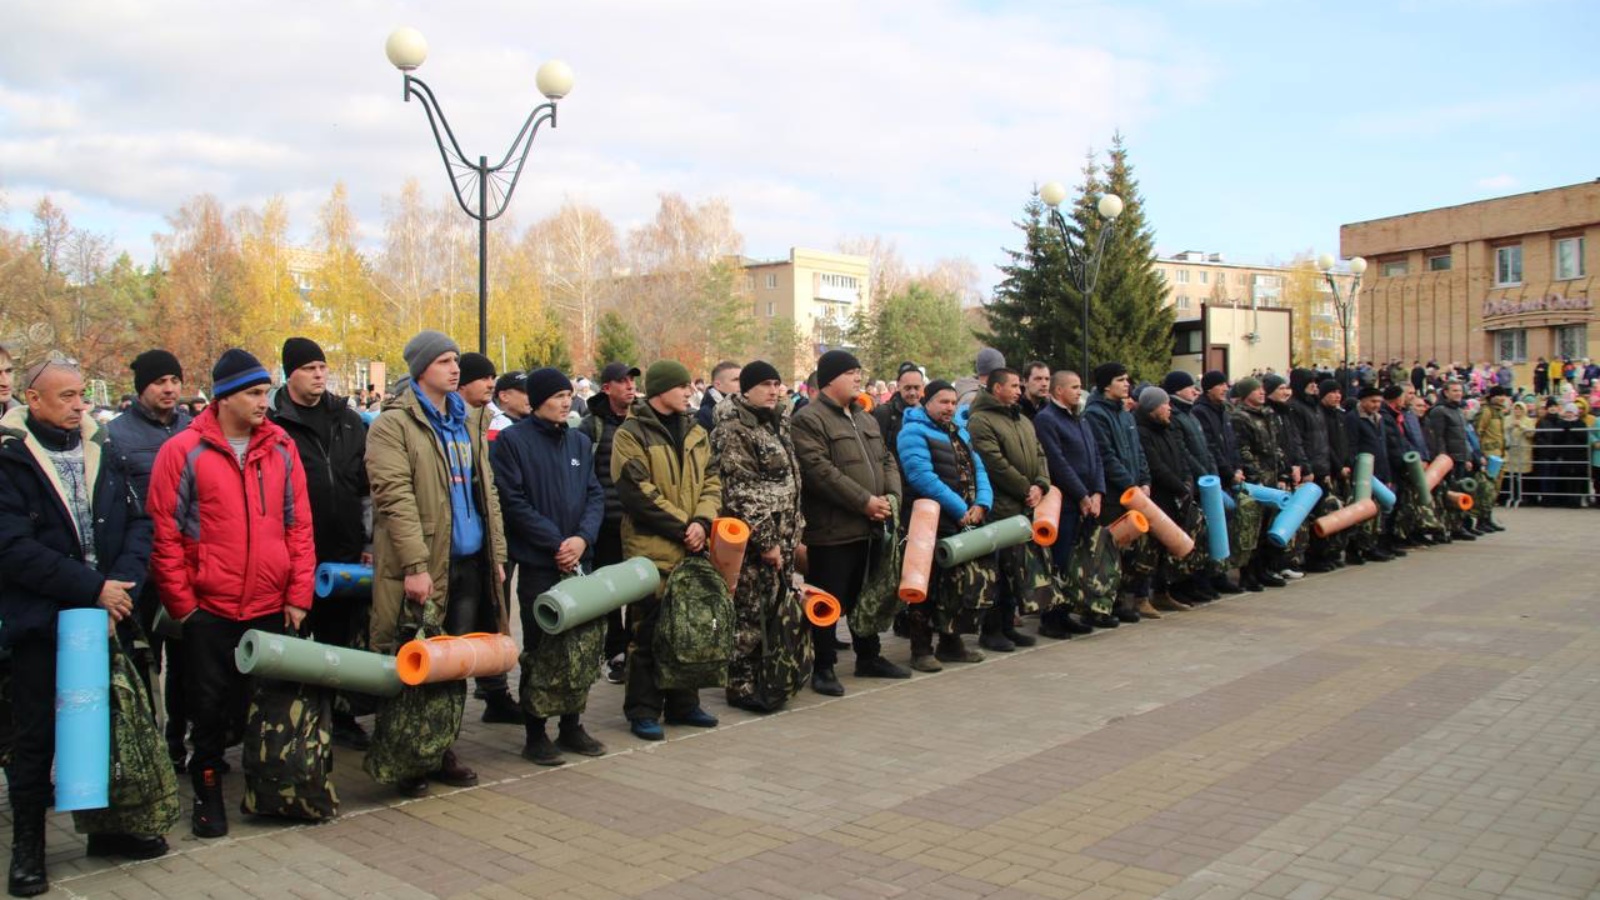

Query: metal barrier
1501,426,1598,507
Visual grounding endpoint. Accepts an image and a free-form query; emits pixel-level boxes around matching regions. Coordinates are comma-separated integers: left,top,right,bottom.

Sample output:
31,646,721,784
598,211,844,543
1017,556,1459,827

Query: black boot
521,719,565,767
7,800,47,897
481,689,526,725
191,767,228,838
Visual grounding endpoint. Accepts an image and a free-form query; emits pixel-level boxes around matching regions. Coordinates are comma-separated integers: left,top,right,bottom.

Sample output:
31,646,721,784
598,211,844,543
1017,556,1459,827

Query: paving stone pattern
13,507,1600,899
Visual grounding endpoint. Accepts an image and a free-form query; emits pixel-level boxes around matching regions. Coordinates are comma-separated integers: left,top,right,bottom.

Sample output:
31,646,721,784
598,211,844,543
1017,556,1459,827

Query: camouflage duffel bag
72,637,181,837
241,677,339,821
655,556,736,690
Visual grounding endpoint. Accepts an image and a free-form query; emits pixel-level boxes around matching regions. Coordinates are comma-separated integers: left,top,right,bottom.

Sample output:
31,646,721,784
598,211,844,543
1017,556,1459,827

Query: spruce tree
981,190,1080,371
1085,133,1172,383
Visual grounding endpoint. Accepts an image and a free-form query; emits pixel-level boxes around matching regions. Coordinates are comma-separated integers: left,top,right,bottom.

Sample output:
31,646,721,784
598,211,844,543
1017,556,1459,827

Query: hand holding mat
1032,486,1063,546
56,609,111,812
898,499,941,603
315,563,374,599
1119,488,1194,558
396,633,518,686
934,515,1034,568
234,629,403,697
534,557,661,634
709,517,750,594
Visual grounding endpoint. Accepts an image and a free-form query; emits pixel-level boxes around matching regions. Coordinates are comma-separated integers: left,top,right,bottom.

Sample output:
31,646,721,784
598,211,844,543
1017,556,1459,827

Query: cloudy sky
2,0,1595,289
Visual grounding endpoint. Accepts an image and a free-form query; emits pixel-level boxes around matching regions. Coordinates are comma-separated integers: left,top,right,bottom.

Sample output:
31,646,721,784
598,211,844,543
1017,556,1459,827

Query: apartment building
740,247,871,378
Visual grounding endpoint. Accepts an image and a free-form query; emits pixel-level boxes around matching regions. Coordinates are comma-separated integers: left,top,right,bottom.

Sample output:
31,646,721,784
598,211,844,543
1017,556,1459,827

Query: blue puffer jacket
897,406,992,533
489,414,604,574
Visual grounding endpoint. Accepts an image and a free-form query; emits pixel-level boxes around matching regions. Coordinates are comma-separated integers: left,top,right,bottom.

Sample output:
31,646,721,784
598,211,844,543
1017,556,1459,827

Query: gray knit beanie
403,330,460,382
1137,385,1170,416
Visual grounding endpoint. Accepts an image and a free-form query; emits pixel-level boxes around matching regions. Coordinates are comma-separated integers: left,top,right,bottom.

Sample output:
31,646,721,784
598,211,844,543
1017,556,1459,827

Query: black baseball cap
600,362,641,384
495,371,527,395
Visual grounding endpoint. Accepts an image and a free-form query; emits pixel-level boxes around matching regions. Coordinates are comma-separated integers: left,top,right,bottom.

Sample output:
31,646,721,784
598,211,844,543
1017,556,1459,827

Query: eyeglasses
22,351,79,391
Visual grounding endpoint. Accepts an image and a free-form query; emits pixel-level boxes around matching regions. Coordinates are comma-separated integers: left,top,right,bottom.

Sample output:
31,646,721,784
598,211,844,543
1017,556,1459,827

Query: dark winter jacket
1321,401,1352,481
269,389,369,563
105,402,191,500
1288,373,1331,479
490,414,604,574
695,388,725,434
1082,393,1150,507
1135,411,1193,520
870,394,914,462
897,406,992,535
1231,403,1285,486
1192,394,1240,478
1034,400,1105,504
0,410,152,648
791,391,902,547
1268,398,1309,477
1347,408,1396,486
580,397,629,531
1425,401,1472,465
147,406,316,622
1379,406,1412,476
1169,397,1217,484
965,391,1050,520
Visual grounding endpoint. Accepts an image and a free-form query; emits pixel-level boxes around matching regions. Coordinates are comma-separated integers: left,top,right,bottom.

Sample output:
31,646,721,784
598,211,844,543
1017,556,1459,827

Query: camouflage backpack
241,678,339,821
654,556,736,690
364,624,466,785
851,500,903,636
72,637,180,837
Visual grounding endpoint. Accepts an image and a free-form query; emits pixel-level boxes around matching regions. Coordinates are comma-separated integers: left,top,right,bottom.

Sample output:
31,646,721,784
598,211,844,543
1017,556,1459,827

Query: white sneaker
1280,569,1305,580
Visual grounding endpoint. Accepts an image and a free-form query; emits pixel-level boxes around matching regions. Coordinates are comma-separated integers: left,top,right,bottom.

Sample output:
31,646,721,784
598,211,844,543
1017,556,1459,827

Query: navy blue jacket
1346,409,1395,486
1034,401,1105,504
104,402,190,501
1082,394,1149,496
489,414,605,574
0,411,152,648
1193,395,1240,477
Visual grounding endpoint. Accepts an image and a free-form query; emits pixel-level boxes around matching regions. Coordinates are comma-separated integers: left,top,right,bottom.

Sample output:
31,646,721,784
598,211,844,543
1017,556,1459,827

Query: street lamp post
1038,182,1122,378
386,27,574,354
1317,253,1368,378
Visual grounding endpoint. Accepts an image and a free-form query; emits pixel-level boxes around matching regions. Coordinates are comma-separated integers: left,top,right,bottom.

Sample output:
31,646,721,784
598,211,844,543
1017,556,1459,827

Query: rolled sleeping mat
1032,486,1064,546
1108,510,1149,548
1456,477,1478,493
1312,498,1378,538
396,633,519,686
1119,488,1195,559
1351,453,1375,503
1370,477,1397,511
855,392,876,412
234,629,403,697
56,608,111,812
534,557,662,635
1423,454,1454,491
1266,482,1324,548
1486,454,1504,479
1221,488,1236,512
1402,452,1431,499
708,517,750,595
934,514,1034,568
359,410,379,426
315,563,374,599
898,499,942,603
1241,482,1293,510
801,585,841,627
1196,475,1231,562
1444,491,1474,512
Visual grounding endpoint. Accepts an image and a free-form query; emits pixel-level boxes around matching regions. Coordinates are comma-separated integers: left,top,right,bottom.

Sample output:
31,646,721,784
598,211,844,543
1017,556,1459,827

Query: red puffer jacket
148,407,316,621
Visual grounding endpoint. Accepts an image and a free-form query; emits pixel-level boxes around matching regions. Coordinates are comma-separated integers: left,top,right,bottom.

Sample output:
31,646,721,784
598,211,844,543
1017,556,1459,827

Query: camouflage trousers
1228,493,1263,572
517,570,602,719
1063,523,1120,616
928,555,998,635
1471,472,1498,523
1395,478,1443,541
1306,489,1349,562
998,542,1061,616
726,559,812,712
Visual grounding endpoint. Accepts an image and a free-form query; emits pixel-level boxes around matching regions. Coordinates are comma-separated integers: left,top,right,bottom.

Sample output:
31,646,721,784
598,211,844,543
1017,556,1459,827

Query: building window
1556,237,1586,280
1496,329,1528,364
766,301,775,317
820,273,859,292
1236,273,1246,284
1427,254,1452,272
1380,259,1409,277
1495,245,1522,286
1175,270,1190,284
1557,325,1587,360
1199,271,1209,284
765,273,777,290
1175,295,1190,309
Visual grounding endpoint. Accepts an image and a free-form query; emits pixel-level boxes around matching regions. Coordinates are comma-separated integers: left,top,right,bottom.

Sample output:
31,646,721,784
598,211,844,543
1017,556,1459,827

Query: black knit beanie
739,360,782,394
1092,361,1127,391
130,349,182,394
281,337,326,375
816,350,862,389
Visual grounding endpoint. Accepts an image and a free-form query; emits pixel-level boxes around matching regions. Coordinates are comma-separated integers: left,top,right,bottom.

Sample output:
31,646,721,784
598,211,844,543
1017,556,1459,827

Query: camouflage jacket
711,394,804,554
1230,402,1285,486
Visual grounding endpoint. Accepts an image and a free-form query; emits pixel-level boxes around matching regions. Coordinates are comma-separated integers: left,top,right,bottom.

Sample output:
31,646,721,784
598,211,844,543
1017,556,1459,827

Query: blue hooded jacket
897,405,992,530
414,384,484,558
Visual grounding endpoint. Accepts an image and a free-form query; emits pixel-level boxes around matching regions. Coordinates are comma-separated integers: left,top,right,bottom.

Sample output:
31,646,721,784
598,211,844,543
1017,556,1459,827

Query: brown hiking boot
429,748,478,787
1150,593,1191,612
1136,599,1164,619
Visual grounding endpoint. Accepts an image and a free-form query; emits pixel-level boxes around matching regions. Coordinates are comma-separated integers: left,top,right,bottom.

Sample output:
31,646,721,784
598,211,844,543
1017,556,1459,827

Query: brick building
1341,181,1599,380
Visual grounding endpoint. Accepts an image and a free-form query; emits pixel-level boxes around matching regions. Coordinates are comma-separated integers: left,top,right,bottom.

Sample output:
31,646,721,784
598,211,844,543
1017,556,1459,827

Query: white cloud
0,0,1211,274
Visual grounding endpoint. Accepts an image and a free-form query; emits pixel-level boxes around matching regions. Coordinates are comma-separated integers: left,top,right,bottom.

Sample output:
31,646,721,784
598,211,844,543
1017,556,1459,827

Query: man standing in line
366,331,508,797
1033,370,1110,633
1018,361,1051,420
965,367,1048,651
1191,371,1251,594
106,349,192,770
489,368,607,765
1082,362,1151,621
1228,376,1289,590
872,362,924,461
148,349,316,838
791,350,909,695
582,361,640,685
487,371,529,440
267,337,375,749
695,360,741,433
612,360,723,739
1425,380,1480,542
448,351,521,723
0,359,166,895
